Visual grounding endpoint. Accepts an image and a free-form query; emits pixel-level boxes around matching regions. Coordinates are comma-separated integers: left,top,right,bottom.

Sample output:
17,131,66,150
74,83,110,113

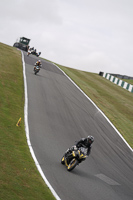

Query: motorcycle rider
27,46,31,56
34,60,42,71
65,135,94,156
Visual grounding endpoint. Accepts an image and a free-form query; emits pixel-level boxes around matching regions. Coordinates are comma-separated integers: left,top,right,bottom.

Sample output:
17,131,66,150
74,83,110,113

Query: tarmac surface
24,52,133,200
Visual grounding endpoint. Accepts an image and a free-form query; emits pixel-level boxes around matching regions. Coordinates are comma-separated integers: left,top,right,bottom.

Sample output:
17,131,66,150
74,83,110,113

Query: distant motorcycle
61,147,87,171
31,50,41,57
34,65,41,75
36,52,41,57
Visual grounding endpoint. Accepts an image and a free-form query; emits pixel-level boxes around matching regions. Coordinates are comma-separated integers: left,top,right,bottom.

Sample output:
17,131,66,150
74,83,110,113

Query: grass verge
0,42,56,200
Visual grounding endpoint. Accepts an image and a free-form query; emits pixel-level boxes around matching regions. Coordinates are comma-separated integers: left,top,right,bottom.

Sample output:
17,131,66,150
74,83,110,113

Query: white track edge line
21,52,61,200
53,63,133,153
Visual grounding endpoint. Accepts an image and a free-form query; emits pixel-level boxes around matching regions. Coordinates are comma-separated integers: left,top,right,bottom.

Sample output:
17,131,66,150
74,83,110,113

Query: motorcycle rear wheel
67,158,78,171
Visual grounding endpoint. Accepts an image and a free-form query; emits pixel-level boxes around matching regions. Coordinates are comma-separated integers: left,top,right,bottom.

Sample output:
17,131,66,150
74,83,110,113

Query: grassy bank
0,42,56,200
56,64,133,149
123,79,133,85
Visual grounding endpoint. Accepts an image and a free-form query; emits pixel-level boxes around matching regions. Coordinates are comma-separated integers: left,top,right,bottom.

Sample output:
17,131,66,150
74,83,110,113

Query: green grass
56,64,133,149
123,79,133,85
0,42,56,200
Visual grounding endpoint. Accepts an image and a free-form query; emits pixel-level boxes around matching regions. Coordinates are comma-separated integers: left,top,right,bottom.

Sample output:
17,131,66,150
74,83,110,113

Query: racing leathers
34,60,42,71
75,138,92,156
65,137,92,157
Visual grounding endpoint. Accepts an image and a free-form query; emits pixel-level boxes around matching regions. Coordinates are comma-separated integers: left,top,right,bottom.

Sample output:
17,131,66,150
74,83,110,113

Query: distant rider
34,60,42,71
65,135,94,156
27,46,31,56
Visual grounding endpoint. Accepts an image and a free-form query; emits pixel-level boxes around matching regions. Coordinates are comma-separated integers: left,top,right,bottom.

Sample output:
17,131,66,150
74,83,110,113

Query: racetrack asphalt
23,52,133,200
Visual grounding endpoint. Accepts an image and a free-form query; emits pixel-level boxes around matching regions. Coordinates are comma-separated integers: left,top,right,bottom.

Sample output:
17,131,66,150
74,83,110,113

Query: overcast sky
0,0,133,76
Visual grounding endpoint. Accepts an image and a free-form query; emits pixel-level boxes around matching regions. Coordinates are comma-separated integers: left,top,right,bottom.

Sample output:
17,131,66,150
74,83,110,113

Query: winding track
23,52,133,200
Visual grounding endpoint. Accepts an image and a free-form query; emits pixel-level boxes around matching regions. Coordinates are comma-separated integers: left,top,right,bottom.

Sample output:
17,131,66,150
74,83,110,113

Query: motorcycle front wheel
67,158,78,171
35,70,39,75
61,156,65,165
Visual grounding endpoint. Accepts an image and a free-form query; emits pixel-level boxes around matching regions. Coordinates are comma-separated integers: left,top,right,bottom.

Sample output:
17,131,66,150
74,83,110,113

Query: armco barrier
102,73,133,93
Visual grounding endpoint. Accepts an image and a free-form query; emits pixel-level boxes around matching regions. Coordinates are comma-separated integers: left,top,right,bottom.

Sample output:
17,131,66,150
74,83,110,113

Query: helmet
38,60,41,62
87,136,94,144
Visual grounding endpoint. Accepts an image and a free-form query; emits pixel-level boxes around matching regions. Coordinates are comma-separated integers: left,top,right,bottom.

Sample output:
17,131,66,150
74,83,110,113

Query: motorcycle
31,49,41,57
34,65,41,75
61,147,87,171
36,52,41,57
